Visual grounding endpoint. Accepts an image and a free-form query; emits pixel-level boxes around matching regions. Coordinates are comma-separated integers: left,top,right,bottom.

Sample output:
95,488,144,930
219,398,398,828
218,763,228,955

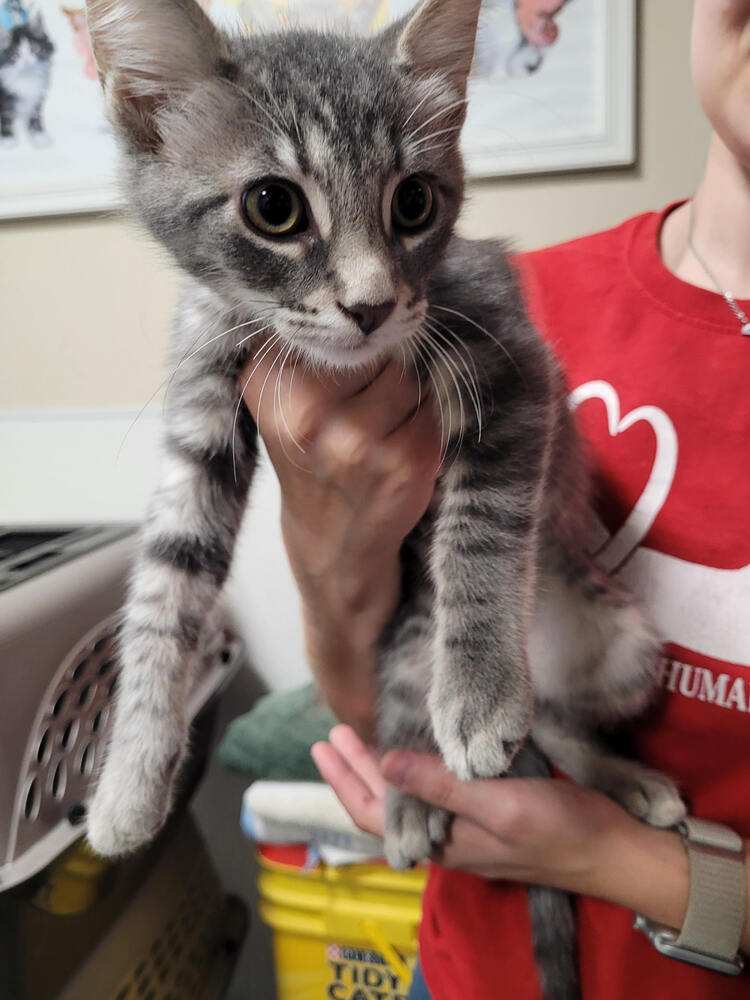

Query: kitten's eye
242,181,307,237
392,176,434,232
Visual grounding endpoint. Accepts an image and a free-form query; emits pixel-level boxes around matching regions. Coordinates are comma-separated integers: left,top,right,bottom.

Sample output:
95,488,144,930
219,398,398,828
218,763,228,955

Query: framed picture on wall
0,0,635,220
462,0,636,177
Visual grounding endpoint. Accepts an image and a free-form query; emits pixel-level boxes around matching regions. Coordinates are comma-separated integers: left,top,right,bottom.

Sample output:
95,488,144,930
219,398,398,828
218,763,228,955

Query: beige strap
674,817,747,961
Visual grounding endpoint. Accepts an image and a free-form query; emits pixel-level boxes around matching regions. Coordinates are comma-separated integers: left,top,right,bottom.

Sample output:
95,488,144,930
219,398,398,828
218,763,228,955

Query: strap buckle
634,915,745,976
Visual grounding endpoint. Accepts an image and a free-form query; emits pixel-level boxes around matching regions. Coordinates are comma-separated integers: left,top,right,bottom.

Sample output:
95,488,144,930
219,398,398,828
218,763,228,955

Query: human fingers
335,359,426,440
311,736,385,837
310,363,435,491
328,724,388,800
382,394,443,486
240,343,371,450
432,816,518,876
381,750,525,837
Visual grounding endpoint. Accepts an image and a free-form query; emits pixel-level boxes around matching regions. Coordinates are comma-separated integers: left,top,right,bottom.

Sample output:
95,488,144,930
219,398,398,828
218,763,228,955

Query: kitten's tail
527,886,580,1000
511,740,581,1000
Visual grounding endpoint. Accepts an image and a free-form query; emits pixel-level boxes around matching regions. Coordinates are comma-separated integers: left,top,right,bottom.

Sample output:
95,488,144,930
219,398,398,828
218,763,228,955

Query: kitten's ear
392,0,482,97
85,0,226,151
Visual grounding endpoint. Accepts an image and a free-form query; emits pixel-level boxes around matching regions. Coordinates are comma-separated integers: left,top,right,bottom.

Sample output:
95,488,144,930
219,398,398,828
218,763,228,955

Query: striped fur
83,1,685,996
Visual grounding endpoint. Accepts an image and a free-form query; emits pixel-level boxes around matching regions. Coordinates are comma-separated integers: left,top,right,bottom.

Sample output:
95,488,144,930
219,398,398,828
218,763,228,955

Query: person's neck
660,133,750,299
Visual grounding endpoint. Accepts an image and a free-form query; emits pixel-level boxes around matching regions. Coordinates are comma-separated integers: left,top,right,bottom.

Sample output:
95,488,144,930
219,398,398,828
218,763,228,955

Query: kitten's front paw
86,749,180,857
431,693,531,781
384,787,450,870
610,767,687,829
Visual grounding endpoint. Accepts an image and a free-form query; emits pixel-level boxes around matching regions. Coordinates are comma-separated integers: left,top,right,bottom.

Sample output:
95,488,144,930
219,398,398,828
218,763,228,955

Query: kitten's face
88,0,481,369
0,19,54,68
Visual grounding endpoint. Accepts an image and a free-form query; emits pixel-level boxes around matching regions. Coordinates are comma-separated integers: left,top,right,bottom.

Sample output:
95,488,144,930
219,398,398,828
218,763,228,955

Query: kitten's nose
338,300,396,335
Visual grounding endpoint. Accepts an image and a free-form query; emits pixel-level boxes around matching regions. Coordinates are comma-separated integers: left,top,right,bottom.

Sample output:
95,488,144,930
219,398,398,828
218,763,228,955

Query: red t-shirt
419,206,750,999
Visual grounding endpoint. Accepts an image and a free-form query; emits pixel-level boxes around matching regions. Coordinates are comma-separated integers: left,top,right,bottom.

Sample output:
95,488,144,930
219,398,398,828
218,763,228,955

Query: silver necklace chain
687,202,750,336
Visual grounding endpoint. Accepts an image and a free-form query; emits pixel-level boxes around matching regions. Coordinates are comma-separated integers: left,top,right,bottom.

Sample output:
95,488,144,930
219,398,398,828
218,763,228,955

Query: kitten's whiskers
414,334,451,462
408,124,463,153
274,341,307,467
432,304,522,378
423,319,483,440
420,327,466,457
404,97,468,144
232,332,282,483
401,88,438,132
225,79,288,140
116,314,272,464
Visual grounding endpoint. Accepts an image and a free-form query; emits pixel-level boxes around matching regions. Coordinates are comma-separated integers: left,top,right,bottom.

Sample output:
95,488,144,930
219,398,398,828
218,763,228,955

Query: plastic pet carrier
0,525,248,999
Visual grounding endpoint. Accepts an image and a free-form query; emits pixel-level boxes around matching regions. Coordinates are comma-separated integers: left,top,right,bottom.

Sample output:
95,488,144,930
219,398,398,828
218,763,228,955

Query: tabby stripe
166,433,255,492
389,617,431,646
381,679,424,708
183,193,230,226
440,497,523,524
444,532,532,558
438,592,495,611
127,616,203,648
443,634,522,660
456,465,540,492
147,534,231,583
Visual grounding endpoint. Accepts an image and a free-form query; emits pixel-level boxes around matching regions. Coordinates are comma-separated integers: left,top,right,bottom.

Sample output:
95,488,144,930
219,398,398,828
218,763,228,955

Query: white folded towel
241,781,384,865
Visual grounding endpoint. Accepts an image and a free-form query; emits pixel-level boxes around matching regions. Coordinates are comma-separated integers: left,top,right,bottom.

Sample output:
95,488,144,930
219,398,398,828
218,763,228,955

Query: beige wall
0,0,709,411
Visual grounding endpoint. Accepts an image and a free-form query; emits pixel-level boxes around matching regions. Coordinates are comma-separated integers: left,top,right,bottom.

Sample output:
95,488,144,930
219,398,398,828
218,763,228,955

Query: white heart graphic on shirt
569,380,678,572
569,380,750,668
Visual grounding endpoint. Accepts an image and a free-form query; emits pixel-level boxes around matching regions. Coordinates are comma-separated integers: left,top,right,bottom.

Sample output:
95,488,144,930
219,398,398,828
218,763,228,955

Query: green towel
218,684,338,782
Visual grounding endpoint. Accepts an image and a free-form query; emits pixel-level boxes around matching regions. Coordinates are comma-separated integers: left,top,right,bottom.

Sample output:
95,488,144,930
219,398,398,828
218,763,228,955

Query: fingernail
382,752,413,788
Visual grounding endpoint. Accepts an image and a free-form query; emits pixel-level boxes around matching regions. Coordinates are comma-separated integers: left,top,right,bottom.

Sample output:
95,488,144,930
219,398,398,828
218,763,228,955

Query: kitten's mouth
288,334,392,371
277,301,426,372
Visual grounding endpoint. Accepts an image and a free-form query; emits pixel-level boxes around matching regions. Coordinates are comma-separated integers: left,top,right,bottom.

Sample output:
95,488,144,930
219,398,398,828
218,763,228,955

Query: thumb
381,751,516,830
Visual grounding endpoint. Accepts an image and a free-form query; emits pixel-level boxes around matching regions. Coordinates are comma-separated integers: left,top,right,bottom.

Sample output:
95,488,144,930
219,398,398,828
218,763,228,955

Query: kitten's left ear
390,0,482,98
85,0,226,151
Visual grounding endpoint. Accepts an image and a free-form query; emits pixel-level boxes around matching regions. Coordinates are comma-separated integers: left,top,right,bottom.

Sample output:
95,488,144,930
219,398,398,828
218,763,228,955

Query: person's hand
514,0,567,48
312,725,692,919
241,347,442,736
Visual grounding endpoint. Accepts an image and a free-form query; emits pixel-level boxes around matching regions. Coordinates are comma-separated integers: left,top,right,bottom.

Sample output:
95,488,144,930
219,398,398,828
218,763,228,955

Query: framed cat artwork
0,0,635,219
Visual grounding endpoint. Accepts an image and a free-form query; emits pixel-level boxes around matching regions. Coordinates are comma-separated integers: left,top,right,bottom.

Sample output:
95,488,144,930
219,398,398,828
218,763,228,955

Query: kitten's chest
0,56,48,102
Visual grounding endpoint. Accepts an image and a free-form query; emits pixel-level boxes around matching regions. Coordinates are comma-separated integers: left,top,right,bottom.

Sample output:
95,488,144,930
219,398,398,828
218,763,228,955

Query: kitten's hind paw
384,787,450,870
612,769,687,829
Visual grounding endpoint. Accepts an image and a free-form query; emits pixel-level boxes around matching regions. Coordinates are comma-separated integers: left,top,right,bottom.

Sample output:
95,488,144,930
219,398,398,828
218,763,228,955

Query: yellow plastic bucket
256,846,426,1000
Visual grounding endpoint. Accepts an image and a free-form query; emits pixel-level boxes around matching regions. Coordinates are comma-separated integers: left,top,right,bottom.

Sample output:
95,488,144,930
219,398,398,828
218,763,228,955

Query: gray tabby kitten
84,1,685,995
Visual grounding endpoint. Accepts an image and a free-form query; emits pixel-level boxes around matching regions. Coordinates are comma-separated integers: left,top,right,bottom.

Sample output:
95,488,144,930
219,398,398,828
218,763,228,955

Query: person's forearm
586,815,750,954
303,609,380,743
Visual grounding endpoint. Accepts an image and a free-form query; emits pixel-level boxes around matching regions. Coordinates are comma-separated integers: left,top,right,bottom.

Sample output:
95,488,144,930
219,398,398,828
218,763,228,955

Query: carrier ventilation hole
50,760,67,799
61,718,78,749
99,658,115,677
24,779,40,821
78,683,95,709
79,743,95,777
71,659,88,682
36,729,51,764
52,691,67,717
